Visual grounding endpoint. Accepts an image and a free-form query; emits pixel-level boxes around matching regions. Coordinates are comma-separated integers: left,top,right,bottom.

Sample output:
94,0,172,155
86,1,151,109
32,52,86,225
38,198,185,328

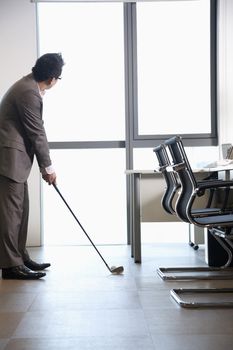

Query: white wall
0,0,41,246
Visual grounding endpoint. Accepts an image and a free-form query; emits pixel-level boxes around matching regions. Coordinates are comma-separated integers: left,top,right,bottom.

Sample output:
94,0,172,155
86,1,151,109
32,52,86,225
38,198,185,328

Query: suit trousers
0,175,30,268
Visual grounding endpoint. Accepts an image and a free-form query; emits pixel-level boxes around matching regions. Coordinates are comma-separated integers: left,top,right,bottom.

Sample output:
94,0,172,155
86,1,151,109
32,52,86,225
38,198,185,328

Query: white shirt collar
37,83,46,98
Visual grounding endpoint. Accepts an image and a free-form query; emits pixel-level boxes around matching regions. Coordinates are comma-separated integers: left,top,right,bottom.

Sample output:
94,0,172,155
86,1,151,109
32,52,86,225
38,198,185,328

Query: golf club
52,183,124,274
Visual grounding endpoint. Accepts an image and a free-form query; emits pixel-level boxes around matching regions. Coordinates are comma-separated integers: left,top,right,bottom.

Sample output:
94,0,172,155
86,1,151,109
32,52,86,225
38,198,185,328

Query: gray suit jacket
0,73,51,183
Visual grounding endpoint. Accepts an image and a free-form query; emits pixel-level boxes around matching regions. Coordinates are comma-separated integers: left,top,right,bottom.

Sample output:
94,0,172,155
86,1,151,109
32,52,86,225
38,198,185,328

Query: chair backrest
164,135,197,223
153,143,179,215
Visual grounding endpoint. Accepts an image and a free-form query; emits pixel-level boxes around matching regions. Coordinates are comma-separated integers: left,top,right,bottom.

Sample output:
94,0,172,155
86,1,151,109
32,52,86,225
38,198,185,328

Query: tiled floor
1,243,233,349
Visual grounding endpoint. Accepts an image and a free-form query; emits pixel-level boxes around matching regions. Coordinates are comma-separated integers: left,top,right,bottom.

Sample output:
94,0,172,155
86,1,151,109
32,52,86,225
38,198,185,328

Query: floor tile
151,334,233,350
139,290,177,309
5,336,154,350
0,293,36,313
0,313,24,338
29,290,141,311
144,308,233,335
37,275,137,293
13,310,149,338
0,339,8,350
0,280,47,294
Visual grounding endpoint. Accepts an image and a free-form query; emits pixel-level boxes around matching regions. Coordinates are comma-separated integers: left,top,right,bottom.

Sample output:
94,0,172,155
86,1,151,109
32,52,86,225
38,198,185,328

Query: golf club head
110,266,124,274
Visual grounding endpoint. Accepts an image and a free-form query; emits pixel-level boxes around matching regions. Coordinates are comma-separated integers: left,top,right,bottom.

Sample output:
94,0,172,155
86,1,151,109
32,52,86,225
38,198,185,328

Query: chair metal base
157,234,233,280
171,288,233,308
157,267,233,280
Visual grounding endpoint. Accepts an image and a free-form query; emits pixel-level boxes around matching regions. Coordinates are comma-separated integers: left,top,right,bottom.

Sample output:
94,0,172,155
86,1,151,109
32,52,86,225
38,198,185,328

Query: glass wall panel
136,0,211,135
42,149,127,245
37,3,125,142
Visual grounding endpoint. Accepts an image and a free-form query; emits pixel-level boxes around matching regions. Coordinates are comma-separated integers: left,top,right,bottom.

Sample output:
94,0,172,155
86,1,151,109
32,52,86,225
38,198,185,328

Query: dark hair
32,53,65,82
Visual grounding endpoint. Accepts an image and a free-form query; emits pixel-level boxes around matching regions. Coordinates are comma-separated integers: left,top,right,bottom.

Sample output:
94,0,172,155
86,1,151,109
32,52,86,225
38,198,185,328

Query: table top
125,164,233,175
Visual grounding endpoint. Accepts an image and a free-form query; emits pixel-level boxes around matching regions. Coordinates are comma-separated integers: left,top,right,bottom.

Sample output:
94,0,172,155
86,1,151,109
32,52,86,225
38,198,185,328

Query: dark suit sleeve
16,89,52,169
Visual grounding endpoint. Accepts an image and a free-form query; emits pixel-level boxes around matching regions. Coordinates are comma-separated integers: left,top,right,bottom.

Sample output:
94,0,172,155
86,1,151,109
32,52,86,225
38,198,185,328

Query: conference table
126,165,233,263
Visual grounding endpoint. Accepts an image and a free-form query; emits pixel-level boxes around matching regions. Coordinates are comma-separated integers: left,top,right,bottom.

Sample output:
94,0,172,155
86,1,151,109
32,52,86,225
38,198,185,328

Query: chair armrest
186,180,233,222
158,165,168,172
167,162,186,172
195,180,233,194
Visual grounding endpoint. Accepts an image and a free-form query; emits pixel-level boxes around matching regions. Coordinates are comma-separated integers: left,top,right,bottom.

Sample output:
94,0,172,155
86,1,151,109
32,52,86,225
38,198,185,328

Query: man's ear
46,78,55,86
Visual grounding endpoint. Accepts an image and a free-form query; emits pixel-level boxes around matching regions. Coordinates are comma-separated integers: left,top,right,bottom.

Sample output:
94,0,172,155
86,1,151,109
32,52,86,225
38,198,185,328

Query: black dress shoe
2,265,46,280
24,259,51,271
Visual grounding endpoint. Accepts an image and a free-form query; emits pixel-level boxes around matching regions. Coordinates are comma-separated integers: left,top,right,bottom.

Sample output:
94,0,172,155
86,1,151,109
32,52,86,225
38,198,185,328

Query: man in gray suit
0,53,65,279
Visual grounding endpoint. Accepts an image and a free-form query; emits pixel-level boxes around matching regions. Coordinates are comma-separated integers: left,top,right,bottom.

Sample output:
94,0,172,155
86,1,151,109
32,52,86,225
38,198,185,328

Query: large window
136,1,213,137
38,3,127,245
38,3,125,142
43,149,126,245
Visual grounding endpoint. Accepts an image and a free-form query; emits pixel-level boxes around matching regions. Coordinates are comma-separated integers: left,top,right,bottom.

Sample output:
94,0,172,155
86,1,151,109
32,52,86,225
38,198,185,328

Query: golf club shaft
52,183,112,272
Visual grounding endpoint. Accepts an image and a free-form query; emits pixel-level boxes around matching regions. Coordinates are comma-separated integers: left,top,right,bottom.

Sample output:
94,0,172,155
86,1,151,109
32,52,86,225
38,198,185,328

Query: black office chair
164,135,233,307
153,143,222,219
154,142,231,281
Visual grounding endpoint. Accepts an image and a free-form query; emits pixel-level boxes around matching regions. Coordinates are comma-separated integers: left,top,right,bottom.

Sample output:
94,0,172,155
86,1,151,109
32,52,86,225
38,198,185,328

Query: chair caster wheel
193,245,199,251
189,242,194,247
